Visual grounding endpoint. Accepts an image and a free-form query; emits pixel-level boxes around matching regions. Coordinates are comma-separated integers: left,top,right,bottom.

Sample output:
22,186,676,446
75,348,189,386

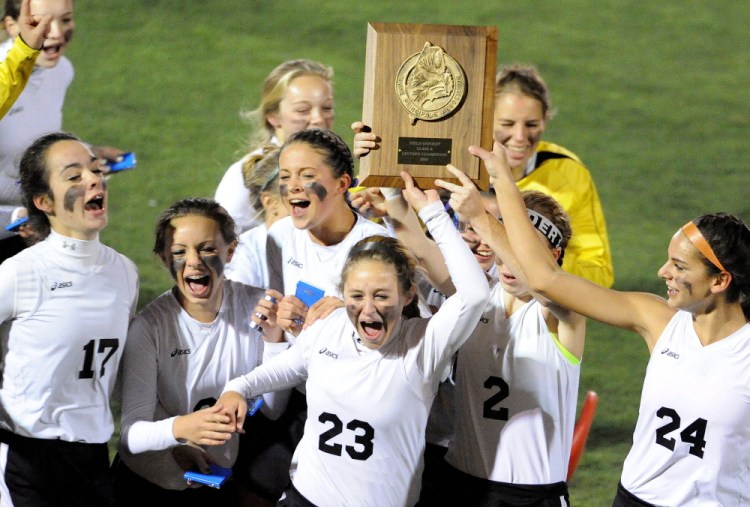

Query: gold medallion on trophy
395,42,467,125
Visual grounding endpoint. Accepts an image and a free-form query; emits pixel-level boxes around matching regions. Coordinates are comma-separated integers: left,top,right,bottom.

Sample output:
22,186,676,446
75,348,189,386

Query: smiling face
268,74,334,142
343,259,414,350
457,193,500,272
34,139,106,240
493,92,546,174
459,223,496,272
16,0,75,68
657,231,716,311
278,142,349,233
165,215,236,320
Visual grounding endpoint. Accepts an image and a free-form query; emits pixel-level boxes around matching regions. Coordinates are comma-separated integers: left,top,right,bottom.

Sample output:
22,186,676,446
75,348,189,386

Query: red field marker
567,390,599,481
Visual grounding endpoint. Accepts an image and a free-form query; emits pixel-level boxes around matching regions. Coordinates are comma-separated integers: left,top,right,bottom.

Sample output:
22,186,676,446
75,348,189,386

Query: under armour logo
62,241,76,251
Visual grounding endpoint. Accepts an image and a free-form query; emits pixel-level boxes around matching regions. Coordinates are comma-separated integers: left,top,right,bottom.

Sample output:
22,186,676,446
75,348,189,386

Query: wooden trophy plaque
359,22,497,190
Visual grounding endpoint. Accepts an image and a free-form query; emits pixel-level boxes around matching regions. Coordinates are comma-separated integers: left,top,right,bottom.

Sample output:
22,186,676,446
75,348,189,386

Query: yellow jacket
517,141,614,287
0,36,40,119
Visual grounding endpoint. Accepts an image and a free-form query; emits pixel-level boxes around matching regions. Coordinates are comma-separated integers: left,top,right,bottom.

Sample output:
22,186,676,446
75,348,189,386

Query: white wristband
10,207,24,224
379,187,402,200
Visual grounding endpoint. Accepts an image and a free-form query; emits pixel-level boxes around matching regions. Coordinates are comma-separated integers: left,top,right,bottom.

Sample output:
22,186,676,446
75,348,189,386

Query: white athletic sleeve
411,200,489,380
119,316,178,454
223,334,310,399
226,239,262,287
0,260,20,321
214,158,257,234
0,256,44,322
257,340,292,420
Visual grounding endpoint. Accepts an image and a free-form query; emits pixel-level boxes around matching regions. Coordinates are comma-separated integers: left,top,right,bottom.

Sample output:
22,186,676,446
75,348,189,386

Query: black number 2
318,412,374,461
483,375,510,421
655,406,707,458
78,339,119,379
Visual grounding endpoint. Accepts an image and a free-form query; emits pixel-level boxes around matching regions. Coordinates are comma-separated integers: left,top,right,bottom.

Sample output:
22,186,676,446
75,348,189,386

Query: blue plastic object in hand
184,465,232,488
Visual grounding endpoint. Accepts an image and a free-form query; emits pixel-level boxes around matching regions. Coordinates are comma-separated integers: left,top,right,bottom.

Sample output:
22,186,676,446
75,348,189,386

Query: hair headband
526,209,563,248
681,221,725,271
259,168,280,193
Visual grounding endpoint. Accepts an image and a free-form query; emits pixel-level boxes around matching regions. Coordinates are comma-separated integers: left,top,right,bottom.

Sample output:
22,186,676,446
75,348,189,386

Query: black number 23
318,412,374,461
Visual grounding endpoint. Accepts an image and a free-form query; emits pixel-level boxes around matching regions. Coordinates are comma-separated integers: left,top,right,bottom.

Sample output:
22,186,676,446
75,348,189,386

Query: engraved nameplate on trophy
359,23,497,190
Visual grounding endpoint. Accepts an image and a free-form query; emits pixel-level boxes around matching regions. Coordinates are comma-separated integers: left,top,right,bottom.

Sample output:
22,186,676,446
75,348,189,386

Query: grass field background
54,1,749,504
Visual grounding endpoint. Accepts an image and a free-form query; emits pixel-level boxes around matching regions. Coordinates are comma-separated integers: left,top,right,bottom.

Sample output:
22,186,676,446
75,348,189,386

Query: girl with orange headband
477,142,750,506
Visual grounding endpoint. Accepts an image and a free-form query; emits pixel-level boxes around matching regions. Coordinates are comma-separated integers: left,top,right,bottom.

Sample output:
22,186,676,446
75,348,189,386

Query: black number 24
655,406,707,459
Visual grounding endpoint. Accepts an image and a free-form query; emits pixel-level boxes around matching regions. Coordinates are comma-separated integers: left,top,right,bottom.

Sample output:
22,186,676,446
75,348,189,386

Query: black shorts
416,442,450,506
0,429,114,507
277,481,318,507
612,482,660,507
111,454,238,506
233,387,307,501
443,463,570,506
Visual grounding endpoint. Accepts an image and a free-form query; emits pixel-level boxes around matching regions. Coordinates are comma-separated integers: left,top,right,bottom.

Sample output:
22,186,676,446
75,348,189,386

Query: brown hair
522,190,572,265
153,198,237,265
339,235,421,319
495,64,553,120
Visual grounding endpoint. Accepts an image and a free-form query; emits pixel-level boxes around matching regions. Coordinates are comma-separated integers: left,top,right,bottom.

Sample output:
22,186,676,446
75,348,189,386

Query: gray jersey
118,280,288,490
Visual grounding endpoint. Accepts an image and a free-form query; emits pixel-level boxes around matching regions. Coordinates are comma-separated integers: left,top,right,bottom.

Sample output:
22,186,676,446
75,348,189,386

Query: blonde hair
242,146,280,220
240,59,333,150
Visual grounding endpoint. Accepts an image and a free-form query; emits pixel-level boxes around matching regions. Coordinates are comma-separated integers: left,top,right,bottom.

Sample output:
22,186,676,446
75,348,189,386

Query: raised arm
403,175,489,374
0,0,51,118
472,144,673,349
436,164,586,358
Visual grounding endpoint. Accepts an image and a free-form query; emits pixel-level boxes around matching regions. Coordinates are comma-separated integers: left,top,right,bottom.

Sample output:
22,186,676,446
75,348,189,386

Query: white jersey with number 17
0,231,138,443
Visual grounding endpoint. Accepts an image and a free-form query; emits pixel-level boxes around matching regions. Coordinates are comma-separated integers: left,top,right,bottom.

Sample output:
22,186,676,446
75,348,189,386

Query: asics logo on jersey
50,281,73,291
479,316,490,324
661,348,680,360
318,347,338,359
171,348,191,357
287,257,303,268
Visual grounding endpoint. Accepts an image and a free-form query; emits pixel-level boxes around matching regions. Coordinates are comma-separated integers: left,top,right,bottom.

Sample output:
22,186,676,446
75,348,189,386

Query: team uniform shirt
224,201,489,506
0,37,39,119
0,38,73,236
264,213,389,334
226,223,270,289
214,138,279,235
422,263,498,313
0,230,138,442
118,280,289,490
446,282,580,485
517,141,613,288
422,263,498,448
619,311,750,506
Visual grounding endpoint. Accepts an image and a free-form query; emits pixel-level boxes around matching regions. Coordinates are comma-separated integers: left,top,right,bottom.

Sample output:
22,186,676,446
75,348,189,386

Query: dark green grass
59,2,748,505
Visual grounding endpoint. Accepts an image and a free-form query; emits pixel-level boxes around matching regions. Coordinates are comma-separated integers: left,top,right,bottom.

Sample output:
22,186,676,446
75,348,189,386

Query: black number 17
78,339,119,379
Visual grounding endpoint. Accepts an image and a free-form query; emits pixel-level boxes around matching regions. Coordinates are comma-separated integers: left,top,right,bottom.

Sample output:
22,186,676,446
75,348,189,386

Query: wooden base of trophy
359,22,497,190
